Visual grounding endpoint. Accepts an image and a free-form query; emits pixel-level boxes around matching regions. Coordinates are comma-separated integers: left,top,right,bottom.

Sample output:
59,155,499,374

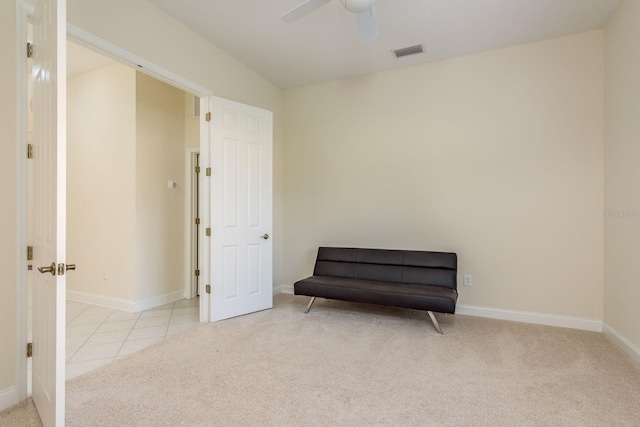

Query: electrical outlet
463,274,472,286
102,270,108,280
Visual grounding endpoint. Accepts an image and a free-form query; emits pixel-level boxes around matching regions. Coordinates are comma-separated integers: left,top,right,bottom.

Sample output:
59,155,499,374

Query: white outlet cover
463,274,472,286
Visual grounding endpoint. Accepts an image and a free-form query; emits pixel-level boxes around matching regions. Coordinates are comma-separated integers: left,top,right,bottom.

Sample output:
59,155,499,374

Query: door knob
37,262,56,276
261,234,270,240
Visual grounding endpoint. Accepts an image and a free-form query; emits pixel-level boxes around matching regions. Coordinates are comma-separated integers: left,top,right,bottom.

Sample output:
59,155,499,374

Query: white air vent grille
193,96,201,118
393,44,424,59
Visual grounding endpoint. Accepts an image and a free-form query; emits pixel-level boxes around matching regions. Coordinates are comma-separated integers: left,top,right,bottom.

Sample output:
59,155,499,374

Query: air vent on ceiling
392,44,424,59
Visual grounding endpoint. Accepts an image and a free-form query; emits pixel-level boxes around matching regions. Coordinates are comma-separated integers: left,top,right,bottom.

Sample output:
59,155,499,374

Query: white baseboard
67,290,135,312
0,386,18,412
603,323,640,365
456,304,603,332
134,290,186,312
273,284,602,332
67,289,186,313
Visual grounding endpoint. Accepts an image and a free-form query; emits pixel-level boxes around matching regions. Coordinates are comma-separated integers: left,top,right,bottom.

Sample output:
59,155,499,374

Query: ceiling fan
281,0,379,41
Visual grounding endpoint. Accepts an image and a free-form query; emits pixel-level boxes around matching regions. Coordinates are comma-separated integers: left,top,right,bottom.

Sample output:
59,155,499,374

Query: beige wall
67,0,284,285
604,0,640,349
0,0,17,395
68,66,188,305
283,31,605,319
135,72,186,301
67,63,137,301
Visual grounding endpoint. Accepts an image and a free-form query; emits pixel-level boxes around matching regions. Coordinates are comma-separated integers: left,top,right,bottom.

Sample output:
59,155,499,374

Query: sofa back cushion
313,247,457,290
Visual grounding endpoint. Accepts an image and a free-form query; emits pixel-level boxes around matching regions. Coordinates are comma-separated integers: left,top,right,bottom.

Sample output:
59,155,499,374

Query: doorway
17,12,274,419
25,40,203,383
187,149,200,299
64,40,200,311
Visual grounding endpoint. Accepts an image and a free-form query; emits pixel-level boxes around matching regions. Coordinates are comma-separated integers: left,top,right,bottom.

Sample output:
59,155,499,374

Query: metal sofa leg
427,311,443,335
304,297,316,314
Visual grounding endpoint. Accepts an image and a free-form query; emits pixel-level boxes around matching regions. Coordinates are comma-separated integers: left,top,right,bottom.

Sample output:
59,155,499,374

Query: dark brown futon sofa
294,247,458,334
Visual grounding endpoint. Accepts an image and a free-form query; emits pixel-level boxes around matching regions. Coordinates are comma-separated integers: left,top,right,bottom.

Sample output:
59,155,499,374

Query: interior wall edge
603,323,640,366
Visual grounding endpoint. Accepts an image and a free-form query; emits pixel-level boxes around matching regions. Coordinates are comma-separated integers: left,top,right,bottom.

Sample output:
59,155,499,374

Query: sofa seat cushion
294,275,458,314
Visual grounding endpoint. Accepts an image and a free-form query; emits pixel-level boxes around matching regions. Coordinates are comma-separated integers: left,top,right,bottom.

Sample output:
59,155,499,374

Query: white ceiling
146,0,622,90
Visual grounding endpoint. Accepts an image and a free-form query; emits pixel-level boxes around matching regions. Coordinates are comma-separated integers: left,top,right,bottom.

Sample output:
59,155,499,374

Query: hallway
64,298,199,379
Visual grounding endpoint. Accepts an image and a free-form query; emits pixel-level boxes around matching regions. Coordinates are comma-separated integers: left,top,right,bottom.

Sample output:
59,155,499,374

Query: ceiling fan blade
281,0,333,23
356,6,379,40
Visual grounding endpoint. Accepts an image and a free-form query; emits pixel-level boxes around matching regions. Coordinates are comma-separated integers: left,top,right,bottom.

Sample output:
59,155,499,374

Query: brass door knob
261,234,270,240
37,262,56,276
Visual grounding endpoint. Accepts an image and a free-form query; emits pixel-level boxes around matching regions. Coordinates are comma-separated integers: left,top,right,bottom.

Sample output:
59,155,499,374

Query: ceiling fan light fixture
341,0,375,14
281,0,379,40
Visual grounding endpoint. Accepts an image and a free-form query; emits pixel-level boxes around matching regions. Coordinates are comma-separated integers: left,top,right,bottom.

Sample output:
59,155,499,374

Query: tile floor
65,298,200,380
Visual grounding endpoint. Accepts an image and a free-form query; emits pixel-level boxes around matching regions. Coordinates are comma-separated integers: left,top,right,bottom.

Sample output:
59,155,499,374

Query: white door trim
199,97,211,322
14,22,215,405
66,24,213,97
184,147,200,299
14,0,31,407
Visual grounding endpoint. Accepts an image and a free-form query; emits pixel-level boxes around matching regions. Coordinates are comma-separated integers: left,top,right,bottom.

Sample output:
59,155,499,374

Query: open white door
31,0,66,425
208,97,273,321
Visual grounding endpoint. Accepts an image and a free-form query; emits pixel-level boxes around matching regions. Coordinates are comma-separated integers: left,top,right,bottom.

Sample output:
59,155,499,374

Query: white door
208,97,273,321
31,0,66,425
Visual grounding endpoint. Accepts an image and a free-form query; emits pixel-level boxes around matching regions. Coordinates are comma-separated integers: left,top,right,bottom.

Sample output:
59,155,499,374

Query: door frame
15,18,215,401
184,147,200,299
14,0,34,405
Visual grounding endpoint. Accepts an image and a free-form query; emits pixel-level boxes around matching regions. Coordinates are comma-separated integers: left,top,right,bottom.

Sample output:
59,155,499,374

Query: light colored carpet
2,294,640,426
0,399,42,427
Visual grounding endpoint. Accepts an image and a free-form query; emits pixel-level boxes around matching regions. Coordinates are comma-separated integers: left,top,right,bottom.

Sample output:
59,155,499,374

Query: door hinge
195,166,200,174
206,284,211,294
195,218,200,225
27,43,34,59
206,167,211,177
206,112,211,122
27,144,34,159
27,343,32,358
206,228,211,237
195,269,200,277
27,247,33,270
